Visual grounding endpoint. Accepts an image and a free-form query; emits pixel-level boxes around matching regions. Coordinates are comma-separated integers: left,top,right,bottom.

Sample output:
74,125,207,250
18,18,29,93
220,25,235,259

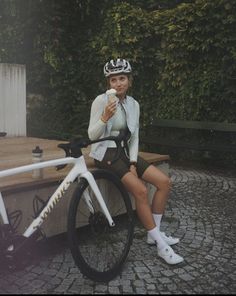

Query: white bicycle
0,131,134,282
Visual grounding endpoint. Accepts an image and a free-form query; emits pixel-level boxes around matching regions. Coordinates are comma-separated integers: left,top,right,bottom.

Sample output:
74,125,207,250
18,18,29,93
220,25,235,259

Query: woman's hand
101,101,117,123
129,164,138,177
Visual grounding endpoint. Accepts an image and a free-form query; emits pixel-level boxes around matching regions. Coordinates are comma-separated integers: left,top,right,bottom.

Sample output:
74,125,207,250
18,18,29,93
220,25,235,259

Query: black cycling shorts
94,148,150,179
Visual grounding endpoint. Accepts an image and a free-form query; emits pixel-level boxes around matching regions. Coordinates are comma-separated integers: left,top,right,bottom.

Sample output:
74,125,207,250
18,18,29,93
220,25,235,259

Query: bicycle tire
67,169,134,282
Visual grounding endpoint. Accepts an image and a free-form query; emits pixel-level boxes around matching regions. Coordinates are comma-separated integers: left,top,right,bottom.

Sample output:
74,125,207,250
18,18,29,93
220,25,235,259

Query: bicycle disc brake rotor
88,212,108,235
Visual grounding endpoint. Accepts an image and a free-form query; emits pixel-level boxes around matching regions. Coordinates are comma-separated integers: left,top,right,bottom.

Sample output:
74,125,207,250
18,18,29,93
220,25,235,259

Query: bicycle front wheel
67,169,134,282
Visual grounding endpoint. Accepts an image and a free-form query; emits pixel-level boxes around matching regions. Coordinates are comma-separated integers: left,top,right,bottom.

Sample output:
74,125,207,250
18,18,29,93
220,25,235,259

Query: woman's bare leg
142,164,180,246
121,168,184,264
141,164,171,214
121,172,155,230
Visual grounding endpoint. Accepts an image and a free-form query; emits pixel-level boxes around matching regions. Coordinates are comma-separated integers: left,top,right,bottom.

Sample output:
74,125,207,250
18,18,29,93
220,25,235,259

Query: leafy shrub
0,0,235,167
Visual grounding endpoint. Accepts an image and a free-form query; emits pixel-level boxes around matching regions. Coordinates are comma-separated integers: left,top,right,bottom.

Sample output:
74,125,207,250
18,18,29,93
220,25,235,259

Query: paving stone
0,166,235,294
122,285,134,294
135,287,147,294
108,279,120,286
178,273,195,282
94,284,108,293
43,268,58,276
108,286,120,294
158,277,172,285
136,272,152,280
133,279,145,287
147,283,156,290
30,279,45,289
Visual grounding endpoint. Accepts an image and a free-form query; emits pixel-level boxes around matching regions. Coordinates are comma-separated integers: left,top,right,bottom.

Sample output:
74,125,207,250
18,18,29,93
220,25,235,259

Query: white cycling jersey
88,93,139,162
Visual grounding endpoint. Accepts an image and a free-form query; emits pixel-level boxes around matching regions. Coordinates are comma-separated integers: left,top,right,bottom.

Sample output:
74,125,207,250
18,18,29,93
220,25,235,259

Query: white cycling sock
148,226,168,250
152,213,163,231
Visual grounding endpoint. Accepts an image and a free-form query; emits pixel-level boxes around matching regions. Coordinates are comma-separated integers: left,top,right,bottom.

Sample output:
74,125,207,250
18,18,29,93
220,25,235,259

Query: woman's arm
88,94,118,140
128,102,140,162
88,95,107,140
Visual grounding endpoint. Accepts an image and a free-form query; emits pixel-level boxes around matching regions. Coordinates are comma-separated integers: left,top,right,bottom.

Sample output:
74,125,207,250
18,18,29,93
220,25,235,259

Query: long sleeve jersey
88,93,140,162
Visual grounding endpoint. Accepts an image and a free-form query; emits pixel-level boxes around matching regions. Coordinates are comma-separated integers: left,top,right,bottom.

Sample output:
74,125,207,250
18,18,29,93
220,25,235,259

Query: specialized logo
39,182,71,222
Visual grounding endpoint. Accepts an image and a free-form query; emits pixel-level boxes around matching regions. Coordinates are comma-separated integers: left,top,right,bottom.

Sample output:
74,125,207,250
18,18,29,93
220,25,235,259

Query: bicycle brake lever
58,143,71,156
109,129,131,165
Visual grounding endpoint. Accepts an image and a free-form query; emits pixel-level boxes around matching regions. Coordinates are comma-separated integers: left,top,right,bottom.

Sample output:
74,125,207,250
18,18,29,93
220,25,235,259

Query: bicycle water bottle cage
7,210,22,233
32,195,50,218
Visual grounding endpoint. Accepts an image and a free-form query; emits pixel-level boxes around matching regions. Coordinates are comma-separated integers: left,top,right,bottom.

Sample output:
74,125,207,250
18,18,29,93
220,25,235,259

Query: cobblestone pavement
0,166,236,294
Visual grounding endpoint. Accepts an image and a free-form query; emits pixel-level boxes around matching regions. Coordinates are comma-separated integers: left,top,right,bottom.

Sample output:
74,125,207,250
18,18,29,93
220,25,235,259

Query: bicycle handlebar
57,130,130,170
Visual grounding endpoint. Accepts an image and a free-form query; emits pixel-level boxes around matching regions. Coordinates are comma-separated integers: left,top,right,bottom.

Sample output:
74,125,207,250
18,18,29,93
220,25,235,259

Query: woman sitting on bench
88,58,184,265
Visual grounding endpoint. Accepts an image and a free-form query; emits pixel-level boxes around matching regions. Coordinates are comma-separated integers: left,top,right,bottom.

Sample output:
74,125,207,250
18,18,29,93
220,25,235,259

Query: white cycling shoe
158,245,184,265
147,232,180,246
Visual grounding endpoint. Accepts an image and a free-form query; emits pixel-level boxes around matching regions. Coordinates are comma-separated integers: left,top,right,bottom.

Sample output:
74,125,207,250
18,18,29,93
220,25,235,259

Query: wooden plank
0,137,90,190
152,119,236,132
139,151,169,163
0,137,169,192
140,137,236,153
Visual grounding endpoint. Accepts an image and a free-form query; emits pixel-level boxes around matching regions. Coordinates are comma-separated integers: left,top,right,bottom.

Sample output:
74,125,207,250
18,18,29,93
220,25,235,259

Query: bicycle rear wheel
67,169,134,282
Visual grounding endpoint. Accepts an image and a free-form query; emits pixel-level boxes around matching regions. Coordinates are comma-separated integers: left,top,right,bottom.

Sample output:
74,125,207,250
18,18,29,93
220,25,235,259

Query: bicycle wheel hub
88,212,108,235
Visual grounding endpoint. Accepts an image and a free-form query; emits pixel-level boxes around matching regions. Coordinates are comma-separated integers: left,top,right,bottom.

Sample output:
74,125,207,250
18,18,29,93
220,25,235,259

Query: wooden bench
0,137,170,237
141,119,236,155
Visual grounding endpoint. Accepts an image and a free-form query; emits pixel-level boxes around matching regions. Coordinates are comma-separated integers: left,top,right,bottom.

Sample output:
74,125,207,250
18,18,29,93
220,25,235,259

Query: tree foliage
0,0,235,139
153,0,236,121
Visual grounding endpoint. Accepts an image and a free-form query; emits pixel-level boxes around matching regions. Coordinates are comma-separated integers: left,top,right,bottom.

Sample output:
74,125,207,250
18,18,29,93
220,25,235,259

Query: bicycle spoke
67,170,134,282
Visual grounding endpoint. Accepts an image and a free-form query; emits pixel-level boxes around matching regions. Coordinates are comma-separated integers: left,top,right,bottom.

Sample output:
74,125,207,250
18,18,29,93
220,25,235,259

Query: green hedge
92,0,236,126
153,0,236,122
0,0,235,139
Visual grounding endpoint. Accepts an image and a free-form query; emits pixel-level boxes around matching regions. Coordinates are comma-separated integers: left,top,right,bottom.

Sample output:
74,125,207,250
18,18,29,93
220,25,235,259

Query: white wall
0,63,26,136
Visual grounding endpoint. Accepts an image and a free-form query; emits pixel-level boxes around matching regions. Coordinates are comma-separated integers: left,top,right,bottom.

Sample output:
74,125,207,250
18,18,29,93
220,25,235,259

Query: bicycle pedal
5,247,33,272
4,235,27,255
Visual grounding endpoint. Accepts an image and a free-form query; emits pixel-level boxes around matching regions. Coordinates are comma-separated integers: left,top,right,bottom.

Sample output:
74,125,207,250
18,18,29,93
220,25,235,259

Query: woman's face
108,74,130,99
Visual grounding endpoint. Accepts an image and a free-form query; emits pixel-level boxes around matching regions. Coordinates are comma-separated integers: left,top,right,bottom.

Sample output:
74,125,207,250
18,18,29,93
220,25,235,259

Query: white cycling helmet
104,58,132,77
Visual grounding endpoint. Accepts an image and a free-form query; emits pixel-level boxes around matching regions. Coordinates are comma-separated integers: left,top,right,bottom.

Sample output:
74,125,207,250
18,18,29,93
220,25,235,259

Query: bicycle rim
67,169,134,282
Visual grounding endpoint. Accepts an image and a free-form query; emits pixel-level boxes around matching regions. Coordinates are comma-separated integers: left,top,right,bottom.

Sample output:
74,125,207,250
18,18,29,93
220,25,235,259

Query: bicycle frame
0,155,115,239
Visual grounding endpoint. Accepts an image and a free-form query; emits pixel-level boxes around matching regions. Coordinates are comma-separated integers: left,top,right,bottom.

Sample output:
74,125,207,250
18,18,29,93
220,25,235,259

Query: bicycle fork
0,192,9,224
81,171,115,227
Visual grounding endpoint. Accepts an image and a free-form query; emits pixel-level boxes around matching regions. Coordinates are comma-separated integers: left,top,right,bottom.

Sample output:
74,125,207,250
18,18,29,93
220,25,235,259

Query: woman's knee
142,166,171,192
156,176,172,192
122,173,149,202
134,185,149,203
